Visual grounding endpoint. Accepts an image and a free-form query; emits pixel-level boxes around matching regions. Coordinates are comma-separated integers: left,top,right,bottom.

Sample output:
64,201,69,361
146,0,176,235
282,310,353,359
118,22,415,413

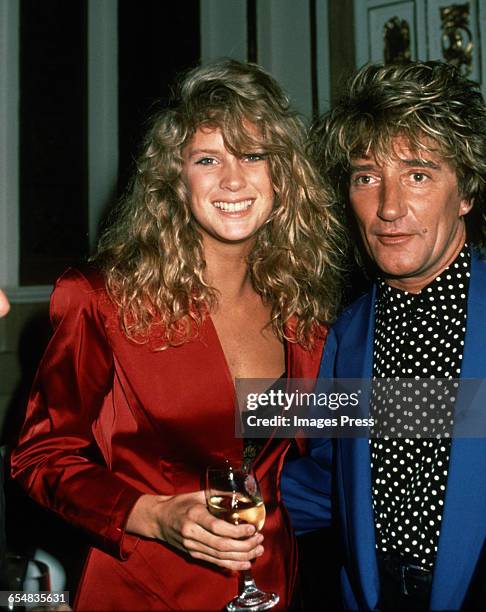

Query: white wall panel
88,0,118,251
258,0,313,118
0,0,19,290
201,0,248,62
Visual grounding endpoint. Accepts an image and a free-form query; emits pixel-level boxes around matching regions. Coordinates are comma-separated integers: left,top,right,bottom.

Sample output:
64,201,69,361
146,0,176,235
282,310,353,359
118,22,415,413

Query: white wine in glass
206,462,279,611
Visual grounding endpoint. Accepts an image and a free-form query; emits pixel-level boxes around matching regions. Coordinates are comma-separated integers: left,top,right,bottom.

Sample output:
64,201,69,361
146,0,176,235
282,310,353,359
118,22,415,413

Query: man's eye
411,172,427,182
354,175,374,185
195,157,217,165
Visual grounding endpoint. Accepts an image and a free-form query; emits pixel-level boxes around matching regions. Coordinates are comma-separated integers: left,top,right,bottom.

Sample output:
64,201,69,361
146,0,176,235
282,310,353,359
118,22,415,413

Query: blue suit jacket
282,251,486,610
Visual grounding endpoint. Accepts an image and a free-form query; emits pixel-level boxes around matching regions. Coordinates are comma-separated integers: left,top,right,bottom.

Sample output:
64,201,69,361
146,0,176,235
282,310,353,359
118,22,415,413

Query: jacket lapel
286,318,328,379
253,320,327,476
336,290,381,610
335,289,376,380
431,251,486,610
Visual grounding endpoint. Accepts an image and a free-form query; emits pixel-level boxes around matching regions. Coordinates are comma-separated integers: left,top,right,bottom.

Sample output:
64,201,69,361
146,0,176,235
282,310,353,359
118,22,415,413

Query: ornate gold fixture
384,16,411,64
441,3,473,76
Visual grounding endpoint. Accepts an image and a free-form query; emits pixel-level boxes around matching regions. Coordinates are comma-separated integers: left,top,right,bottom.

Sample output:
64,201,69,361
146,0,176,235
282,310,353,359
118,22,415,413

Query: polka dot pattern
370,246,470,569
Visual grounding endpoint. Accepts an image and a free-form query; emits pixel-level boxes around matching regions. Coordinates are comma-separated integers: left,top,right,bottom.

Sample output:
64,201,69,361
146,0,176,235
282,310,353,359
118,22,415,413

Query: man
283,61,486,611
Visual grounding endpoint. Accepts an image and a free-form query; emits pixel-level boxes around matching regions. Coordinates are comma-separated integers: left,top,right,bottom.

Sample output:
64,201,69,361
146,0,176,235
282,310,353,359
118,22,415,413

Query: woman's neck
203,238,255,304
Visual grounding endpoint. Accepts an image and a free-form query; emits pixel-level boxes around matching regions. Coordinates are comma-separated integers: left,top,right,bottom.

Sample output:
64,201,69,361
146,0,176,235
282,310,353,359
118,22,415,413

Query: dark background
19,0,201,286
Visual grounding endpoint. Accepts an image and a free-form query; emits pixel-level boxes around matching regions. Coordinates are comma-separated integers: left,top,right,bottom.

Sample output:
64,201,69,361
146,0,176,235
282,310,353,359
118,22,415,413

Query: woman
11,59,342,611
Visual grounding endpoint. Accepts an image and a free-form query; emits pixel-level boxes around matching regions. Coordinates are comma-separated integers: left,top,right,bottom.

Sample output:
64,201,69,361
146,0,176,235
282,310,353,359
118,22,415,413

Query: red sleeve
10,269,142,559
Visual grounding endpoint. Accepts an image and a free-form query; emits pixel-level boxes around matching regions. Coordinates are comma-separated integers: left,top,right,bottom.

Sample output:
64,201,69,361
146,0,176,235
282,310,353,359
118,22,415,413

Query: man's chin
373,260,419,281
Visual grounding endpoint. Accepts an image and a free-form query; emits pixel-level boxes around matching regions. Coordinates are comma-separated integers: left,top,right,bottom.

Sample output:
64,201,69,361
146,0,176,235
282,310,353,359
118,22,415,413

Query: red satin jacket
11,268,326,611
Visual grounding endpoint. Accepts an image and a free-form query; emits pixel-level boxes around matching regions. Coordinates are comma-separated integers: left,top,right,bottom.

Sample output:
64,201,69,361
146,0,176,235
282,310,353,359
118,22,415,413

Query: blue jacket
282,250,486,610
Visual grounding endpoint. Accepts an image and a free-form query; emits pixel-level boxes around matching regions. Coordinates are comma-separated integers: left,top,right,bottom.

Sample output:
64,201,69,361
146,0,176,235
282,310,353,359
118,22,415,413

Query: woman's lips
212,199,254,212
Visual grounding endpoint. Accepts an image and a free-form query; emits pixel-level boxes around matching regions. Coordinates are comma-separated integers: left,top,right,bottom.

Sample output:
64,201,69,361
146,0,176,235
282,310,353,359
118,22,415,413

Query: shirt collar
376,243,471,310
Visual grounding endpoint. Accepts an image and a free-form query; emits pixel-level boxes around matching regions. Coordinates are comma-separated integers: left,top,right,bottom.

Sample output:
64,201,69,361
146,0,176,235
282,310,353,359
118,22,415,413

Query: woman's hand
126,491,264,571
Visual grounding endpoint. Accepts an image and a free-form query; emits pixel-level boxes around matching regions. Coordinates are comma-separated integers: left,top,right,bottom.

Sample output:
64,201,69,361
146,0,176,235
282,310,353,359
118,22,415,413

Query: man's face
349,136,472,292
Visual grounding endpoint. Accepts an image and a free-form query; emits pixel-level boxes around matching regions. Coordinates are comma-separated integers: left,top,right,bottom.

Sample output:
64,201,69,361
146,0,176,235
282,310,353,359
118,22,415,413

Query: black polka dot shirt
370,246,470,569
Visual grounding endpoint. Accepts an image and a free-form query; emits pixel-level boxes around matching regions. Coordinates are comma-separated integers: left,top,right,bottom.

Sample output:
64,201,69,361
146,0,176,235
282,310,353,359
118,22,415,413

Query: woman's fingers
180,527,264,556
188,550,255,571
182,535,264,568
175,508,264,559
128,491,267,571
185,503,258,539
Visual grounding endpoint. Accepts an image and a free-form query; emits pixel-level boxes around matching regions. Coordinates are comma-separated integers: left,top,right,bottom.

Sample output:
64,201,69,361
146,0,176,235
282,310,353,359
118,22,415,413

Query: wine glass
205,461,279,611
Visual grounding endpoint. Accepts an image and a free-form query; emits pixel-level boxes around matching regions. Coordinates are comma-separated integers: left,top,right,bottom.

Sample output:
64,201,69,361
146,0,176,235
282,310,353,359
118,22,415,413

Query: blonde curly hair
94,59,344,348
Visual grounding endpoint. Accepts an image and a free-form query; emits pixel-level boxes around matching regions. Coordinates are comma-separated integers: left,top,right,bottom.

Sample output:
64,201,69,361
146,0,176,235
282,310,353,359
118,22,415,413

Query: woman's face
182,125,275,246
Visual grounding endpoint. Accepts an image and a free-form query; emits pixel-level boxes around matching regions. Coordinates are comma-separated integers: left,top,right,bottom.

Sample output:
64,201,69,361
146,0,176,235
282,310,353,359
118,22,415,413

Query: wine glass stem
242,568,257,591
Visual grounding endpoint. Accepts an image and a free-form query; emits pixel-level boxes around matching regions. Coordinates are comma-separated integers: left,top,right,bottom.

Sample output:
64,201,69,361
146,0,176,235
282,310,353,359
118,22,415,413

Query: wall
201,0,331,119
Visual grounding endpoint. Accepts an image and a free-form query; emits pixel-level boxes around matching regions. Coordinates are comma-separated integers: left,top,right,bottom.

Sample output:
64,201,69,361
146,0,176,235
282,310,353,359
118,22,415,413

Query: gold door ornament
441,3,473,76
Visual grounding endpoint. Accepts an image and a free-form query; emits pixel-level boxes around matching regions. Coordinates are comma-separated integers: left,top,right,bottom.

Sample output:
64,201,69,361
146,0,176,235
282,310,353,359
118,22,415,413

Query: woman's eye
195,157,217,166
242,153,267,162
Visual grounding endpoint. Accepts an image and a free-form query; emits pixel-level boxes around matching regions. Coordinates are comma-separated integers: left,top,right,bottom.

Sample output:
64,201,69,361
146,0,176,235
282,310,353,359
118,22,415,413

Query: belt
378,552,433,598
